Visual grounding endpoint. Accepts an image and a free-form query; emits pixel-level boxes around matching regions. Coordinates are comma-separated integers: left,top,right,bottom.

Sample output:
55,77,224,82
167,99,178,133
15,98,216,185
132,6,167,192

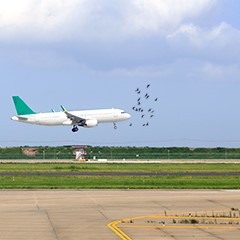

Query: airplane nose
126,113,131,119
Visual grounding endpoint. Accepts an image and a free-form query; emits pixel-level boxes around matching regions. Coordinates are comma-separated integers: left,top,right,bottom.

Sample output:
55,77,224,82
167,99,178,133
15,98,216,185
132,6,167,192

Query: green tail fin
12,96,36,115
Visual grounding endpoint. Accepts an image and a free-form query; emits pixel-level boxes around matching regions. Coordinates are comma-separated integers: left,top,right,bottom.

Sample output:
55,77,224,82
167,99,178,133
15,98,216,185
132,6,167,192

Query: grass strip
1,163,240,172
0,175,240,189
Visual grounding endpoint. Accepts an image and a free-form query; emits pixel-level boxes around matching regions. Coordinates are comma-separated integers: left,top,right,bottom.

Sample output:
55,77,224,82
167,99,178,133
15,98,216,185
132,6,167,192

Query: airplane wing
61,105,86,126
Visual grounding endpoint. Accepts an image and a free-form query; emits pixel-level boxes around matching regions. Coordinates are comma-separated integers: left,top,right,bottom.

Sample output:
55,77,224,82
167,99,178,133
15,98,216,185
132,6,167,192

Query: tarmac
0,190,240,239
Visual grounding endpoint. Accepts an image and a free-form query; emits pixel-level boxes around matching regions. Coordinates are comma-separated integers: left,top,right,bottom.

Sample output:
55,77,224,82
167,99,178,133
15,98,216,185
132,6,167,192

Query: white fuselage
11,108,131,127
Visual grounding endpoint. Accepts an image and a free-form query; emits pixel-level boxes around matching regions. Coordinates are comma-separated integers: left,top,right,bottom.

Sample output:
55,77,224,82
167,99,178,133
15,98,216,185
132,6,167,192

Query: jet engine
84,119,98,128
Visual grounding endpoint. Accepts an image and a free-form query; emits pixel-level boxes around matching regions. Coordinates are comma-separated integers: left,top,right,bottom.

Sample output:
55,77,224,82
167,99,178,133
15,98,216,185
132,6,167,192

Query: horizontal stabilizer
17,116,29,120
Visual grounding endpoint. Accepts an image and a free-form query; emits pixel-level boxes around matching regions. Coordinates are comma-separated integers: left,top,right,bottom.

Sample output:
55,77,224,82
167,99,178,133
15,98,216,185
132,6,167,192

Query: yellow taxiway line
120,225,239,229
108,220,132,240
108,214,240,240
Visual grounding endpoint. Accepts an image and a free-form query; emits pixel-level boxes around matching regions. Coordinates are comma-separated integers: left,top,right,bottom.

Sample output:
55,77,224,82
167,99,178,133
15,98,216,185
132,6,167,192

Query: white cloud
202,63,240,80
126,0,217,34
1,0,240,74
0,0,87,41
168,22,240,46
166,21,240,62
0,0,217,42
96,65,173,79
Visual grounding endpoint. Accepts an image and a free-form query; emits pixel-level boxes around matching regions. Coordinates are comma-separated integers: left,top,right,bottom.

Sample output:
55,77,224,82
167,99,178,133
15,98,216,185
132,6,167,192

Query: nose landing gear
113,122,117,129
72,126,79,132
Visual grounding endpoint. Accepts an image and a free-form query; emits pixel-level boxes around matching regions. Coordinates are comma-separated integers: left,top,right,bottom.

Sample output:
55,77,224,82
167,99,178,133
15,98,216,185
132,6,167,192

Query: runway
0,190,239,239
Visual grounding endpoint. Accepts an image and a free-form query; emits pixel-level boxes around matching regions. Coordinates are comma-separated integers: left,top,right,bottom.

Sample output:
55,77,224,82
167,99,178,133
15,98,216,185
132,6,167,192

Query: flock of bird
129,84,158,127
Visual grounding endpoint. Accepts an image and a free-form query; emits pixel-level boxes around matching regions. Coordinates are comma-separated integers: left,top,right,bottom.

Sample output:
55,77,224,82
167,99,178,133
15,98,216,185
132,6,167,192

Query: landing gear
72,126,79,132
113,122,117,129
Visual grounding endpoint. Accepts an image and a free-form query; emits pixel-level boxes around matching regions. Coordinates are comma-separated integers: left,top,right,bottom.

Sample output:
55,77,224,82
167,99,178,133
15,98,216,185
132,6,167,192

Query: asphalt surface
0,190,240,240
0,171,240,176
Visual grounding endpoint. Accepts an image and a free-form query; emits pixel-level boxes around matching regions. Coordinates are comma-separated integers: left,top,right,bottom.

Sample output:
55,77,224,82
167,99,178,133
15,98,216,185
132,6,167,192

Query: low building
73,145,87,160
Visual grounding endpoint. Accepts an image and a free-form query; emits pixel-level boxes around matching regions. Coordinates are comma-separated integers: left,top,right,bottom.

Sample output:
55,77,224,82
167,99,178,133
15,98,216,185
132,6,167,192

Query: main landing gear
72,126,79,132
113,122,117,129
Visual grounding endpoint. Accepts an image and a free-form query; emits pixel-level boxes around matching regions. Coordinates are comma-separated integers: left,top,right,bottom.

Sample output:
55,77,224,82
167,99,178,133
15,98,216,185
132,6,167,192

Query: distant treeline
1,146,240,159
87,146,240,159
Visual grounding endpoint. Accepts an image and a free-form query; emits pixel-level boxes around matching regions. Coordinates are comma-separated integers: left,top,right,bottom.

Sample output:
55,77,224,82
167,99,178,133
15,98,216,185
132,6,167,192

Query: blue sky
1,0,240,147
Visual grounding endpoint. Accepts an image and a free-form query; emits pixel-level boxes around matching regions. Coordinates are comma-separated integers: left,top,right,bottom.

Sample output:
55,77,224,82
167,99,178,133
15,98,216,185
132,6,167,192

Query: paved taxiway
0,190,240,239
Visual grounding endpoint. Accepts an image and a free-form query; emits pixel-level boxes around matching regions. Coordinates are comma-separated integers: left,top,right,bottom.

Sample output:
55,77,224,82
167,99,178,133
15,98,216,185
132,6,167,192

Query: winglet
61,105,67,113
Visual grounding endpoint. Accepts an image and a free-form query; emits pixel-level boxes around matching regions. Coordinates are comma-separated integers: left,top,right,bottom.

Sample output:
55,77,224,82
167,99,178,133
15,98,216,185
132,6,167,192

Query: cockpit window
121,111,126,114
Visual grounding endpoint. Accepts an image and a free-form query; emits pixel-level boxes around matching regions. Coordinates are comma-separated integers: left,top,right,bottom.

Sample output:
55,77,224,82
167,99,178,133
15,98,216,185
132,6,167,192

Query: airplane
11,96,131,132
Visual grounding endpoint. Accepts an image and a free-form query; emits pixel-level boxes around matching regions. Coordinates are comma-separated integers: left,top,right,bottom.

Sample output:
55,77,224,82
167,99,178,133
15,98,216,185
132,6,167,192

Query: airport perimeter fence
1,152,240,160
0,154,73,160
88,152,240,160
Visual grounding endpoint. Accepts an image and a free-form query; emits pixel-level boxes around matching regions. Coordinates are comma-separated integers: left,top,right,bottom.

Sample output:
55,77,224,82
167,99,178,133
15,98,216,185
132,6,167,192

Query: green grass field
0,175,239,189
0,163,240,172
0,163,239,189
